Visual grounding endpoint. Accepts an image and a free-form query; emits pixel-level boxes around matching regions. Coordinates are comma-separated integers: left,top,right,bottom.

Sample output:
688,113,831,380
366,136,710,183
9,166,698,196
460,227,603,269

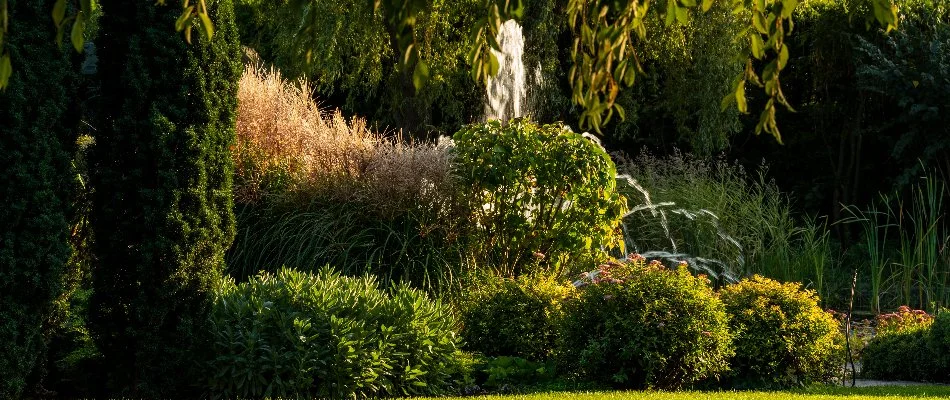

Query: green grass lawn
425,385,950,400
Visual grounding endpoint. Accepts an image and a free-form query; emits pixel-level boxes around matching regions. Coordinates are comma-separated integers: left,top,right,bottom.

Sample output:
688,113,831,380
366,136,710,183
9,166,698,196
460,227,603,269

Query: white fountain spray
484,20,527,122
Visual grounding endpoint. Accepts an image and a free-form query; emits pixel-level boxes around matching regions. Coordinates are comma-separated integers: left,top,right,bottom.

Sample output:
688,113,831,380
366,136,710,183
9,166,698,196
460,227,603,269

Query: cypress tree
0,0,75,397
89,0,240,396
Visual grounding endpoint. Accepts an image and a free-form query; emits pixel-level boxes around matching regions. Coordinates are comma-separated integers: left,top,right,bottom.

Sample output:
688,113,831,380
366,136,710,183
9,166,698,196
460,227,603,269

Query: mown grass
424,386,950,400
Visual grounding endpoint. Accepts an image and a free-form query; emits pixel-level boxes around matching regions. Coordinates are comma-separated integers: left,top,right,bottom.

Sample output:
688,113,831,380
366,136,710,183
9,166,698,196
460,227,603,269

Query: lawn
427,386,950,400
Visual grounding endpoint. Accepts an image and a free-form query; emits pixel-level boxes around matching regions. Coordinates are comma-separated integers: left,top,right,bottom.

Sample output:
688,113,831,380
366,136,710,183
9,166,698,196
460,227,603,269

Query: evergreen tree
89,0,240,396
0,0,75,397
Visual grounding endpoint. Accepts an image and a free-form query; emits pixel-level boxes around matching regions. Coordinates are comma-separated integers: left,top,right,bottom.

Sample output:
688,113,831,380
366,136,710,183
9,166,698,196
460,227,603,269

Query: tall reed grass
228,66,463,291
843,172,950,312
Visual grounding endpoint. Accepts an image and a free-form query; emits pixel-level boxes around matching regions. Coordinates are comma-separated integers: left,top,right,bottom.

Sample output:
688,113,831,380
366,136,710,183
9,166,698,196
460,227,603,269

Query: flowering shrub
862,309,950,383
457,272,575,361
558,255,733,389
719,276,843,387
876,306,934,336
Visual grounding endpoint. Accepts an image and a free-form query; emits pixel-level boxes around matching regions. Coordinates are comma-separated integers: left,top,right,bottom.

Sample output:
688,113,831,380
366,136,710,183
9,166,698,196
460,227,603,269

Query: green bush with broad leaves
719,275,843,387
208,267,461,398
558,256,733,389
457,272,575,361
861,309,950,383
452,120,627,276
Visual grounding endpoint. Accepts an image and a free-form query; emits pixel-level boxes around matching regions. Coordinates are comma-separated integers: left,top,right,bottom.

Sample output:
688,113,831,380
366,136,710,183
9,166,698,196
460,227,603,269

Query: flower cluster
875,305,934,336
572,254,691,288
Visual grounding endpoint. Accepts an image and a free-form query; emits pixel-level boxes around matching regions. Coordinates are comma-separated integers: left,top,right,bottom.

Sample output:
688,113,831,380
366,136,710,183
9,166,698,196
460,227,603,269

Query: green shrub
862,309,950,383
0,1,75,397
457,272,575,361
861,326,936,382
209,267,461,398
558,256,733,389
719,276,843,387
452,120,627,276
88,0,241,396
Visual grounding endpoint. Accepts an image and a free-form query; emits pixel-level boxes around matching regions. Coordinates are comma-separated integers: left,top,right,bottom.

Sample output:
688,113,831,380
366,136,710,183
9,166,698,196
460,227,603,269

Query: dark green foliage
88,0,241,396
234,0,483,136
861,326,938,381
208,267,461,398
0,0,75,397
457,272,575,361
226,198,465,292
452,120,627,276
558,259,733,389
719,276,844,387
862,310,950,383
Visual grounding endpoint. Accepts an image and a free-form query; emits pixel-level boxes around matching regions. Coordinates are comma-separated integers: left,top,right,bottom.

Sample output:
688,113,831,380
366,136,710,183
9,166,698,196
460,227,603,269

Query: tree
87,0,240,396
0,0,75,397
2,0,899,142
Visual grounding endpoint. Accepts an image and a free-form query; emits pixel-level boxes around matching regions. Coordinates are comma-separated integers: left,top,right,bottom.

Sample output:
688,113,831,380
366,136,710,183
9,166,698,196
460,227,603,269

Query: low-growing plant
457,272,575,361
876,306,935,336
452,120,627,277
558,255,733,389
719,276,844,387
208,267,461,398
860,325,937,382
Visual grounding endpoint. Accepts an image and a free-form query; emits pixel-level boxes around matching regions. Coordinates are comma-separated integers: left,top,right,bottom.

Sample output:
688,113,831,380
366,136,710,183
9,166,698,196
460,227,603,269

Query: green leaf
777,43,789,69
176,6,194,31
412,60,429,91
750,34,765,59
53,0,67,27
720,92,736,112
665,0,677,26
0,53,11,91
781,0,798,18
71,13,85,53
702,0,714,11
753,12,768,34
675,6,688,24
680,0,697,7
488,52,500,76
735,79,747,112
198,11,214,40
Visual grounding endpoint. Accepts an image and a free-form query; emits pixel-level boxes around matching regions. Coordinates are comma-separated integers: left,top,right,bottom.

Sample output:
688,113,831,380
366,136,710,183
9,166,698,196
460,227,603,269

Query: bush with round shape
452,120,627,276
719,275,843,387
457,272,575,361
861,309,950,383
208,267,461,398
558,257,733,389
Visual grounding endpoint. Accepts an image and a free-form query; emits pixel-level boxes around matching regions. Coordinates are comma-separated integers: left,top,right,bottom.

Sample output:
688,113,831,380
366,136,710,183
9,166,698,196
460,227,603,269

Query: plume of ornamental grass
233,65,454,215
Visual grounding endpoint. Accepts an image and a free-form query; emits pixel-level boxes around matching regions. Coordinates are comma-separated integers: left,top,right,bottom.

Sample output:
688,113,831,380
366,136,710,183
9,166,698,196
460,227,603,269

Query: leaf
753,12,767,34
735,79,747,112
675,6,688,24
702,0,714,11
0,53,11,91
412,59,429,91
781,0,798,18
53,0,67,27
488,52,500,77
71,13,85,53
680,0,697,7
777,43,789,70
665,0,677,27
176,6,195,31
750,34,765,59
720,92,736,112
198,11,214,40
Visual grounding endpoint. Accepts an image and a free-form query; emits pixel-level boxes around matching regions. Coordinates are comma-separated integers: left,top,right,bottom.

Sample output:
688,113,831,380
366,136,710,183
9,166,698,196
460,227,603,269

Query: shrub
719,276,843,387
558,255,733,389
0,1,75,397
457,272,575,361
89,0,241,396
208,267,461,398
452,120,627,276
862,309,950,383
860,326,936,381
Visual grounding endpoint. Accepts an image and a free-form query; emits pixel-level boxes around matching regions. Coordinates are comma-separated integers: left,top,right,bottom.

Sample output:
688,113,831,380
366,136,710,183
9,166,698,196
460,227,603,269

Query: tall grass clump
843,172,950,312
614,150,837,297
228,66,462,290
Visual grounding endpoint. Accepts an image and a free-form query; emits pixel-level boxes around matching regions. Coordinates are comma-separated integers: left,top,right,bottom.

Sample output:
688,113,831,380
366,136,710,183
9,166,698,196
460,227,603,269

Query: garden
2,0,950,399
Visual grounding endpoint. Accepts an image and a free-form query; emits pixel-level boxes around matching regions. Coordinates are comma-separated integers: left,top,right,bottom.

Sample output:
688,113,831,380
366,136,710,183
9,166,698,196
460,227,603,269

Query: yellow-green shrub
719,276,843,387
558,257,733,389
457,273,575,361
